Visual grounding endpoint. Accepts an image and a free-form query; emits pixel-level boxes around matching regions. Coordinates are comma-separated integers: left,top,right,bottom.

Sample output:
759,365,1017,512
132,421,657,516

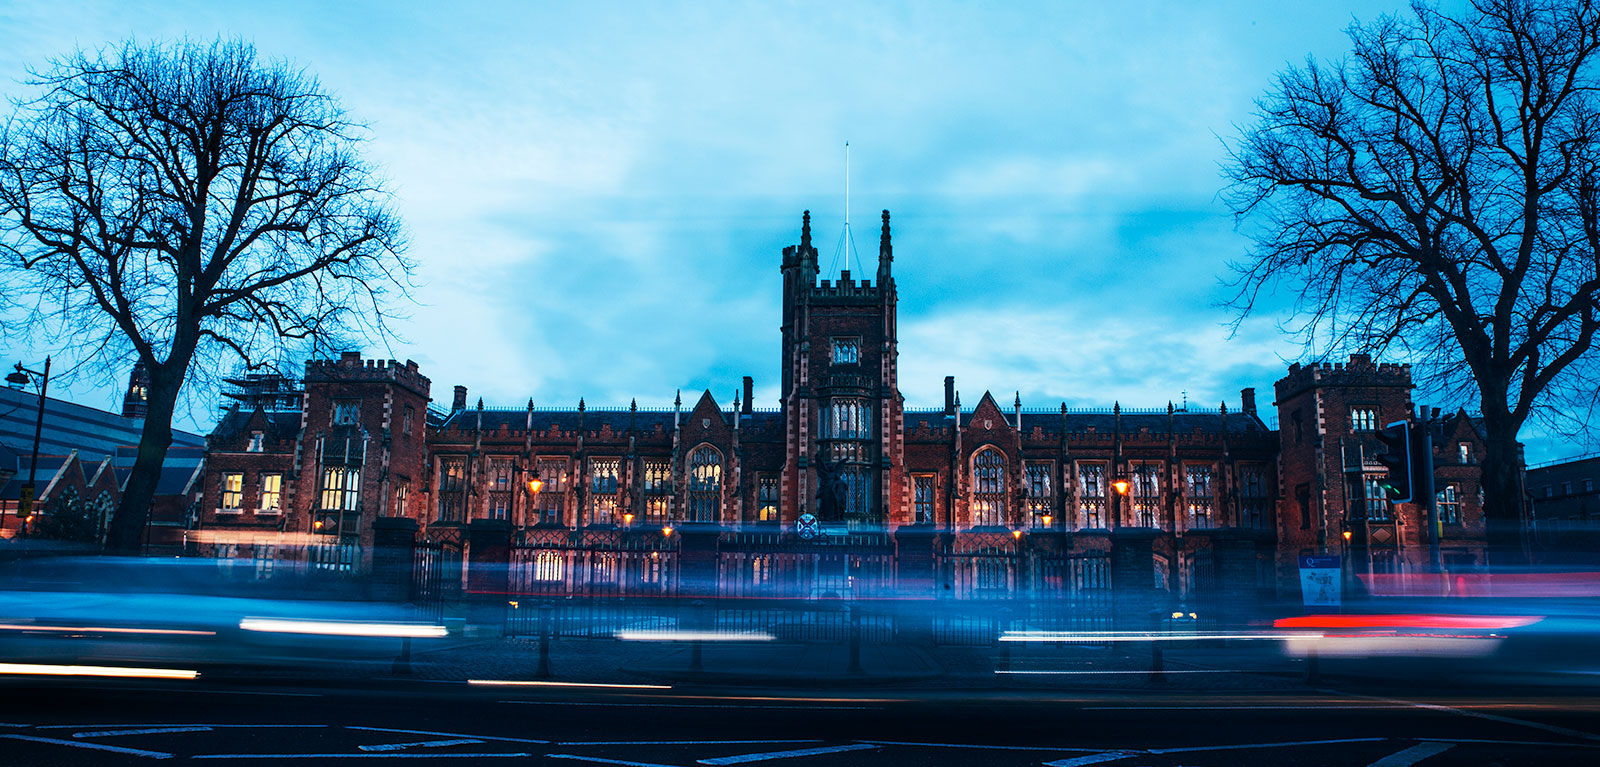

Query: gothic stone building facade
196,211,1490,596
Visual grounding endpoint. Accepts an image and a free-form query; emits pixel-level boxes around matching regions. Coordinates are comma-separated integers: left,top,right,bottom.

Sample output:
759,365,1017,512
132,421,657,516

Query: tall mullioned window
1078,462,1106,529
688,446,722,523
260,474,282,514
1364,475,1392,521
590,457,620,525
438,458,465,522
1239,464,1269,529
1025,462,1052,525
757,476,780,523
1131,462,1160,528
1185,464,1214,529
1437,483,1461,525
487,459,514,520
537,459,566,526
971,448,1007,527
320,467,360,512
220,473,244,511
913,475,935,524
821,399,870,439
642,458,671,523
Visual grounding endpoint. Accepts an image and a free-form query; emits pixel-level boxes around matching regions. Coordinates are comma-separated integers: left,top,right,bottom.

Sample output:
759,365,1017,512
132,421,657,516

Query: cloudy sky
6,1,1568,459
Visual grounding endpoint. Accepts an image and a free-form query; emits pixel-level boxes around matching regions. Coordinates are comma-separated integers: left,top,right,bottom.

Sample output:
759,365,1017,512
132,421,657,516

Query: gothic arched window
971,448,1007,527
688,446,722,523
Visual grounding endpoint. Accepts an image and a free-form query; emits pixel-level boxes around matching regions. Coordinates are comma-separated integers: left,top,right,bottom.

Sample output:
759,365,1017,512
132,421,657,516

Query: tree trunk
1478,407,1528,568
105,365,182,553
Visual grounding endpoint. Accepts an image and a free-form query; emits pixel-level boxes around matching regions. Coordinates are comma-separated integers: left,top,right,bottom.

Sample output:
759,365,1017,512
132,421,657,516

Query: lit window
832,338,859,365
821,399,870,440
1131,462,1161,528
971,448,1006,527
1078,462,1106,529
1186,464,1213,528
260,474,282,514
1364,475,1391,521
758,475,780,522
1350,407,1378,432
1457,442,1470,464
590,458,620,525
221,473,243,511
487,459,514,521
247,432,263,452
394,478,409,515
1437,483,1461,525
319,467,360,512
1025,462,1052,525
642,459,670,523
537,459,568,526
913,474,935,524
333,399,360,426
688,447,722,522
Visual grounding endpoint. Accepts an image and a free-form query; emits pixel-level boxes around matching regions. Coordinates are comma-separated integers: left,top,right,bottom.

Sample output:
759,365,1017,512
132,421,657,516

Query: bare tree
0,39,409,551
1224,0,1600,560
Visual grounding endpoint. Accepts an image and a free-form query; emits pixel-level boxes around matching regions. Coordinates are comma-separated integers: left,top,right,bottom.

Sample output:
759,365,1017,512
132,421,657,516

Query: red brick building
192,210,1494,597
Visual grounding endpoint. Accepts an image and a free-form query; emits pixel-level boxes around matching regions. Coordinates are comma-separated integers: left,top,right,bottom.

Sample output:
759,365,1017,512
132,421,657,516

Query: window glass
758,476,780,522
642,459,670,524
1185,464,1214,528
1437,483,1460,525
688,447,722,522
1078,462,1106,529
487,459,514,520
333,399,360,426
260,473,282,513
537,458,567,526
438,458,465,522
1131,462,1161,528
1239,464,1270,529
1025,462,1052,525
221,473,243,511
832,338,859,365
913,474,935,524
1364,475,1391,521
590,458,620,525
1350,407,1377,432
971,449,1006,527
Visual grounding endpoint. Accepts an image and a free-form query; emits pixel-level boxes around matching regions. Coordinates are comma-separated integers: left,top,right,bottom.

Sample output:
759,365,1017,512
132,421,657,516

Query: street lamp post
5,357,51,538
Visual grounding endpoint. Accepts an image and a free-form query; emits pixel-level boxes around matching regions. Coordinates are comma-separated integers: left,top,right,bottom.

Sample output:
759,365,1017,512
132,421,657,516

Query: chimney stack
452,385,467,412
1240,387,1257,416
944,376,956,416
742,376,754,414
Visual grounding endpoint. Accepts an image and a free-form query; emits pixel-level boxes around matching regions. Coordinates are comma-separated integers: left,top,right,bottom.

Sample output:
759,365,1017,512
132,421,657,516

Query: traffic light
1374,420,1413,503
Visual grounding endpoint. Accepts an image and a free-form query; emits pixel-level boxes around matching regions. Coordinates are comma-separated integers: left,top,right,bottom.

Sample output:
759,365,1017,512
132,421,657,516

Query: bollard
690,599,706,674
536,602,554,679
392,637,412,676
997,607,1014,674
847,604,863,675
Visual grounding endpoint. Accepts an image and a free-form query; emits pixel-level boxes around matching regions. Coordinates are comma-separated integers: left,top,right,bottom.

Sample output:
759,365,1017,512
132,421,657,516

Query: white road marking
1,733,173,759
697,743,879,764
1148,737,1389,754
1367,742,1455,767
500,701,878,710
359,739,483,752
856,740,1098,752
1340,692,1600,742
1043,753,1139,767
347,726,548,744
75,726,214,738
548,754,684,767
193,754,529,760
562,740,823,746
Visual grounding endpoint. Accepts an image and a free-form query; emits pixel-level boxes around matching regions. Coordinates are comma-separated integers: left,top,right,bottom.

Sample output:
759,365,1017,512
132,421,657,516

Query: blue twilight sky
2,1,1570,460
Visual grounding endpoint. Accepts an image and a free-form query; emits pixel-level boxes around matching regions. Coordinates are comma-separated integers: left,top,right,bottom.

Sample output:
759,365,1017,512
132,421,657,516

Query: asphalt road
3,676,1600,766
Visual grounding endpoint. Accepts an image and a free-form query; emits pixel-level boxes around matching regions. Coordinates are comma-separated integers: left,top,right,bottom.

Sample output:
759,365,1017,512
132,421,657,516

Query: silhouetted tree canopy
1224,0,1600,559
0,39,411,551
